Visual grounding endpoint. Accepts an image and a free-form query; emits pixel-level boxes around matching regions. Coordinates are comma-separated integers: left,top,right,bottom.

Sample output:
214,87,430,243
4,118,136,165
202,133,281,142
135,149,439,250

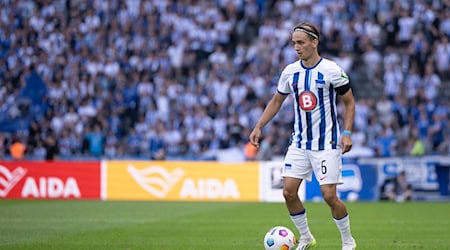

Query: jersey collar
300,57,323,70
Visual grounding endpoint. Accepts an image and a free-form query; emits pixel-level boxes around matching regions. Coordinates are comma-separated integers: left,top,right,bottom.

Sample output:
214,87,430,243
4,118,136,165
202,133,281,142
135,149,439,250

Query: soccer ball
263,226,297,250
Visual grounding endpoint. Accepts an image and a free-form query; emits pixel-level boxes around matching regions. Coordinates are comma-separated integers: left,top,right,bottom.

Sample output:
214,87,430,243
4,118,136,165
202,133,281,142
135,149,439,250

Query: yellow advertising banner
105,161,260,201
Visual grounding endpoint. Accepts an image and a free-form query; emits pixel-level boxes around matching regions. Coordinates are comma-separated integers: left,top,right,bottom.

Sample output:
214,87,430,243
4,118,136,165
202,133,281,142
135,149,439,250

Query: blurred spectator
428,112,446,152
83,124,104,157
0,133,6,158
244,141,258,161
383,63,404,100
376,124,397,157
422,63,442,101
257,134,274,161
361,43,382,83
149,122,166,160
44,134,58,161
9,139,26,160
409,128,425,156
33,140,47,160
0,0,448,161
380,171,413,202
434,36,449,79
375,95,394,126
404,64,422,100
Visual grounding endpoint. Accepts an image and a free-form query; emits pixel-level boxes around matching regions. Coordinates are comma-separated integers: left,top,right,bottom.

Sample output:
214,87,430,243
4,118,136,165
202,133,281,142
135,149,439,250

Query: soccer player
249,22,356,250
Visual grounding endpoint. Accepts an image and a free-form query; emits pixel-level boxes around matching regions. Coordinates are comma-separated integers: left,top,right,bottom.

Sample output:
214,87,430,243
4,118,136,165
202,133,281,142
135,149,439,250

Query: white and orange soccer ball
263,226,297,250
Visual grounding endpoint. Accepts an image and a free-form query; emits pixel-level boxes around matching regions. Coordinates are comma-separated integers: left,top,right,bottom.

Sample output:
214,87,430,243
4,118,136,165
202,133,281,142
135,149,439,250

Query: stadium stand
0,0,448,160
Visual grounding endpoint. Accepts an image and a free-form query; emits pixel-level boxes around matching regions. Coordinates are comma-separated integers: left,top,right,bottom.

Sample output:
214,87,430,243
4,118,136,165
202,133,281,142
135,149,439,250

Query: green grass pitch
0,200,449,249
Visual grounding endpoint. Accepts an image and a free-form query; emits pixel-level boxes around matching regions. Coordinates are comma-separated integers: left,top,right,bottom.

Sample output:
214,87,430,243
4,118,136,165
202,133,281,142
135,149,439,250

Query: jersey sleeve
330,65,349,88
277,68,291,95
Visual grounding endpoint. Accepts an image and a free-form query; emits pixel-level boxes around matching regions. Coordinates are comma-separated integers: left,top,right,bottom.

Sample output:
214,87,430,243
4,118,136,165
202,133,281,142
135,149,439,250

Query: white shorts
281,146,343,185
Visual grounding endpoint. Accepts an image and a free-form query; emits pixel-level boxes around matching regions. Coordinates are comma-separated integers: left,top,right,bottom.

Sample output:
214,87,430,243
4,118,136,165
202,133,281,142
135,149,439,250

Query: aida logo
127,164,241,199
341,71,348,80
0,165,27,197
127,165,185,198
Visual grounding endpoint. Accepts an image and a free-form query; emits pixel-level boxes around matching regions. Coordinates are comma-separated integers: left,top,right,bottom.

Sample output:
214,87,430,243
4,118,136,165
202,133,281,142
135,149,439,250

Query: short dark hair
293,22,320,40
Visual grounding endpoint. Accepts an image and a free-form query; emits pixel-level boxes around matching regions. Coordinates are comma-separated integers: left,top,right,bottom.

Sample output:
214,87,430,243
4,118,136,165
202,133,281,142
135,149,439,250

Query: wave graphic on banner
0,165,27,197
127,165,184,198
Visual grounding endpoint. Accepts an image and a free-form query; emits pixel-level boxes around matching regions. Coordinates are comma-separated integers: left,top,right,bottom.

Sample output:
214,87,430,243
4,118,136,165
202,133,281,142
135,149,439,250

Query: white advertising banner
260,161,306,202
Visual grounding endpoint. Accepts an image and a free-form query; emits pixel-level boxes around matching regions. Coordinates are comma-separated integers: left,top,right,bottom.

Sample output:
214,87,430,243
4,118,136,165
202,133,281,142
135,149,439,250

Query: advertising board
0,161,100,199
105,161,260,201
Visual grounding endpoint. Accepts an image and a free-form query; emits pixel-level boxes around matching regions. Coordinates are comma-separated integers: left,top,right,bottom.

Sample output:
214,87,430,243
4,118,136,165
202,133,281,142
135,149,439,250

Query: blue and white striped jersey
277,58,349,150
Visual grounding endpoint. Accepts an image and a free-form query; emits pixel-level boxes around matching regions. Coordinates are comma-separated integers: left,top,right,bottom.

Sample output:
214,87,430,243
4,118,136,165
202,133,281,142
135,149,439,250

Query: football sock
334,213,353,242
290,209,313,239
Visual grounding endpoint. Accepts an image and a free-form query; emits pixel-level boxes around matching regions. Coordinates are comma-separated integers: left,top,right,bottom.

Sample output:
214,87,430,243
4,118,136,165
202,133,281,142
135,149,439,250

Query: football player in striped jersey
249,22,356,250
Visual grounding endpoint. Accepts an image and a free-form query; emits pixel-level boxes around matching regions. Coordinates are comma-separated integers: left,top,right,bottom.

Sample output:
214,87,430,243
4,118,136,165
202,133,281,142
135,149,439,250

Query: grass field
0,200,449,249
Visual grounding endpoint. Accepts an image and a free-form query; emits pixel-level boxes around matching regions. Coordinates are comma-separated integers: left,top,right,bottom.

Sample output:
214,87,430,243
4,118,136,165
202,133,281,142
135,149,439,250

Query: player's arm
249,92,287,148
336,85,355,154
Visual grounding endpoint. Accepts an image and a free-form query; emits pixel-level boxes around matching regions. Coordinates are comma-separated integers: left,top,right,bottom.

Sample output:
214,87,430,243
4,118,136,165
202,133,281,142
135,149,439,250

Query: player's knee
283,188,298,202
322,191,338,205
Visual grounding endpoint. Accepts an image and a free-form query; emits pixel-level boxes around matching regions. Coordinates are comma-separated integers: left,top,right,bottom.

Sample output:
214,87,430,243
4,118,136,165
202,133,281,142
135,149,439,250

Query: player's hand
249,127,262,148
341,135,352,154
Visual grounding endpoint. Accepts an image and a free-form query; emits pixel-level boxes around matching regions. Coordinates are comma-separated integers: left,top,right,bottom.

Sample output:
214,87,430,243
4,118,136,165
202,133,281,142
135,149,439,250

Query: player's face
291,31,317,60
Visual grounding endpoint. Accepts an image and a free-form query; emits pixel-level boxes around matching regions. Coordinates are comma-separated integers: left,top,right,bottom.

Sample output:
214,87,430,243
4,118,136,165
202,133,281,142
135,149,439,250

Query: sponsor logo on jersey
315,79,326,88
298,90,317,111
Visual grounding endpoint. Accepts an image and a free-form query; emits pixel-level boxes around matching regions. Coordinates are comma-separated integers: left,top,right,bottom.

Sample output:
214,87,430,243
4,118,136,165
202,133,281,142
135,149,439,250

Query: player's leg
282,147,316,249
310,149,356,249
283,177,316,249
321,184,356,250
283,176,305,214
321,184,347,218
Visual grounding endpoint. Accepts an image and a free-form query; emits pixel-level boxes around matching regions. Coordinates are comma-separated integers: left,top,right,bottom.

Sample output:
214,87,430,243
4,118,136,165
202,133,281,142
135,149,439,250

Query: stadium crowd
0,0,449,160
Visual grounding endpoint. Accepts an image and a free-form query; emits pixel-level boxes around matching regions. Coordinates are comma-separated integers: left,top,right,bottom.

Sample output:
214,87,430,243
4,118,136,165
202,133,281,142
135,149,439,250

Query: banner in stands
357,156,449,191
260,161,306,202
3,156,448,201
357,156,450,199
305,158,379,201
105,161,260,201
0,161,100,199
262,156,450,202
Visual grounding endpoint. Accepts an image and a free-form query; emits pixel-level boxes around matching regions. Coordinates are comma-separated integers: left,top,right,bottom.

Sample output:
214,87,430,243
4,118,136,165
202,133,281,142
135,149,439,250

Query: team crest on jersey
315,79,326,88
298,91,317,111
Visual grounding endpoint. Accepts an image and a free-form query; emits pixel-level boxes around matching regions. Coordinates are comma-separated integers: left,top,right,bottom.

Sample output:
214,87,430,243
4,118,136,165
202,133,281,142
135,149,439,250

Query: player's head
292,22,320,60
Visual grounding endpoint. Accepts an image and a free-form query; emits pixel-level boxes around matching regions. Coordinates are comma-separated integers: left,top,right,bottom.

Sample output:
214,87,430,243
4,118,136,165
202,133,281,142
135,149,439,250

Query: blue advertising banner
357,156,450,199
260,156,449,203
357,156,450,191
